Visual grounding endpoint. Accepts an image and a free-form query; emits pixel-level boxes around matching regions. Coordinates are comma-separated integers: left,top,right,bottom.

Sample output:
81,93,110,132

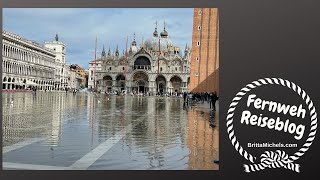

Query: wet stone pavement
2,92,219,170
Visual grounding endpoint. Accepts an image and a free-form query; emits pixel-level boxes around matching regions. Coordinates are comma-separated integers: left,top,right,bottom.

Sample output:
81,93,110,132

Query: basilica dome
145,36,173,52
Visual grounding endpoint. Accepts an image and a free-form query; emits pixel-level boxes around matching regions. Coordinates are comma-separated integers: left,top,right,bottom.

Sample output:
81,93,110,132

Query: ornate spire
184,43,189,57
160,20,168,37
115,45,119,56
107,47,111,56
132,32,137,46
141,36,145,48
153,20,158,37
101,45,106,57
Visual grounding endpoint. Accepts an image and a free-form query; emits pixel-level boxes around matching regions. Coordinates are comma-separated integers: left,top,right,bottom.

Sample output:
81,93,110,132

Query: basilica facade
88,23,191,94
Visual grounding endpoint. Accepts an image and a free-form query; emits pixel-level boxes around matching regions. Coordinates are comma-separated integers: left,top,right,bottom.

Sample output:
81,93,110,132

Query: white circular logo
226,78,317,173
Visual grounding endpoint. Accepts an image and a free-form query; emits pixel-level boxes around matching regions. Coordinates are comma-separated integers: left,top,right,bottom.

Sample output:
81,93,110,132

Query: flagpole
158,38,160,75
94,35,97,92
125,35,128,93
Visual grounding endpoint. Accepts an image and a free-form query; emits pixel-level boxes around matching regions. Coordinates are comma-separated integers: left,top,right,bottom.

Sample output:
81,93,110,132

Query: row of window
197,8,202,47
90,66,189,72
2,60,54,78
195,8,202,78
52,46,65,51
101,66,188,72
96,67,126,71
2,43,55,68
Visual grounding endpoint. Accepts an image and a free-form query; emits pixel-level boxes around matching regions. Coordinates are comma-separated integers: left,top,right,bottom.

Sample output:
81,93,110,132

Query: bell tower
189,8,219,93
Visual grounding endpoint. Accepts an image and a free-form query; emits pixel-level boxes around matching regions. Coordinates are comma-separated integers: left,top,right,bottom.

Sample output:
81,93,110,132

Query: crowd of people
74,88,219,111
183,91,219,111
91,89,219,110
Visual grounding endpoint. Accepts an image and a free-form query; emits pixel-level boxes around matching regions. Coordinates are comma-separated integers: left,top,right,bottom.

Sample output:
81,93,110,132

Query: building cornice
3,30,56,57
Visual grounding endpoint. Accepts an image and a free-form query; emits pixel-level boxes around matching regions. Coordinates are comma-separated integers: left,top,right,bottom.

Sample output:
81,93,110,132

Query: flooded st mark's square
2,92,219,170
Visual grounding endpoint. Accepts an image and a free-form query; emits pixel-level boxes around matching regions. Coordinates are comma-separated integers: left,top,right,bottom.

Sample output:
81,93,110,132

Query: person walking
188,93,193,107
183,92,188,107
201,92,205,104
210,92,218,111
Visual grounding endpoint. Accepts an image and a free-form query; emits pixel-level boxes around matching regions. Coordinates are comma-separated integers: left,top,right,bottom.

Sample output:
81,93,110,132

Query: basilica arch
170,75,182,93
133,55,151,71
116,74,126,92
3,77,7,90
155,75,166,94
132,71,149,93
102,75,113,92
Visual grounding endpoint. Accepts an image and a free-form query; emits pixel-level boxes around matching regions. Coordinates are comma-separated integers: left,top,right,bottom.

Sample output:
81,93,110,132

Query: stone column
127,81,131,93
112,80,117,92
149,81,154,94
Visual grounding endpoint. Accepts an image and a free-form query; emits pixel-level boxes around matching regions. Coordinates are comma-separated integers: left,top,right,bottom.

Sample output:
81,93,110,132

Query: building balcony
134,65,151,71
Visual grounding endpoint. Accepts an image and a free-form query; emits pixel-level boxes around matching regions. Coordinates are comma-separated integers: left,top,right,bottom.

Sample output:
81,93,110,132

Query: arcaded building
2,30,56,90
2,30,70,91
189,8,219,93
88,22,191,94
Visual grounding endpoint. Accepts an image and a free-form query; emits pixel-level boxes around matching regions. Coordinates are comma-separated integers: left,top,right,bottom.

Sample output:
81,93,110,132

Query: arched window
134,56,151,66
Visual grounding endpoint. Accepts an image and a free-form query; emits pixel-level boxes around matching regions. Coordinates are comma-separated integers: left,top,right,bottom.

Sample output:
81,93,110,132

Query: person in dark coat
210,92,218,111
183,92,188,106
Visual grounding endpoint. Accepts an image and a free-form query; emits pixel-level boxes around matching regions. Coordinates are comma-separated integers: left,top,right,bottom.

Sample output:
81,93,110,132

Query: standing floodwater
2,92,219,170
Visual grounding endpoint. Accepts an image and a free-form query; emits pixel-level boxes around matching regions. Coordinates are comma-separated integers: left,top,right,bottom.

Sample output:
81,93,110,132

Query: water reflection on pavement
2,92,219,170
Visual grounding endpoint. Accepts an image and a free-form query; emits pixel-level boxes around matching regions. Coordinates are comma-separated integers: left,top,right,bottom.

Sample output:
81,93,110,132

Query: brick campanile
189,8,219,94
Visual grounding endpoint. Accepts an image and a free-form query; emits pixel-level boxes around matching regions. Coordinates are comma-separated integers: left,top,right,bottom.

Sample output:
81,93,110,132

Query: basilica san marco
88,22,191,95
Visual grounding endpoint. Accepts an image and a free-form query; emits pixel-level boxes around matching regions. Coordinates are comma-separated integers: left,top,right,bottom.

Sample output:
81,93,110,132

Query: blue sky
3,8,193,69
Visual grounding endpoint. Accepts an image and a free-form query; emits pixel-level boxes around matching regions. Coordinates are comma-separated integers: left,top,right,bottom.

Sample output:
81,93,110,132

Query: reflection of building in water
50,94,65,146
127,97,188,168
88,21,191,94
2,93,60,146
187,108,219,170
91,94,122,139
86,94,93,124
